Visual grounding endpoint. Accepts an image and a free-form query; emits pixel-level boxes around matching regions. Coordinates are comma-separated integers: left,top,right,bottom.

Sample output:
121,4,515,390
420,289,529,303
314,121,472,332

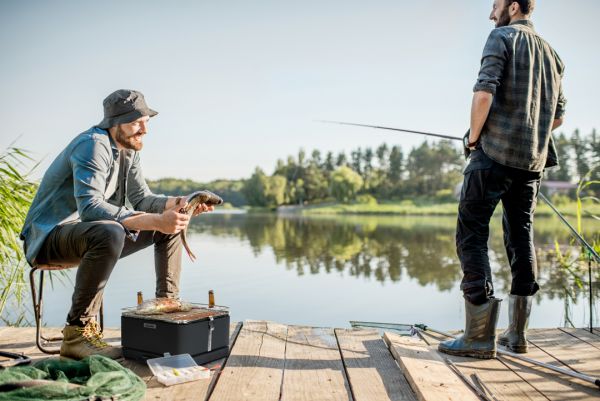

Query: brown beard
115,126,143,151
495,3,511,27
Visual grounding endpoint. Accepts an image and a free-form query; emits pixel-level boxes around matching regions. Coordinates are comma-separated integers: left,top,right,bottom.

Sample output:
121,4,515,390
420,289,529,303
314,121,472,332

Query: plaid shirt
474,20,566,172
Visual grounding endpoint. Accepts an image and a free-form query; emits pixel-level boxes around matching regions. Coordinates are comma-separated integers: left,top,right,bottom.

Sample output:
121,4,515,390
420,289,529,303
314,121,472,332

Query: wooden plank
559,327,600,350
281,325,352,401
528,328,600,378
209,320,287,401
496,330,600,400
383,332,479,401
409,330,547,401
335,328,416,401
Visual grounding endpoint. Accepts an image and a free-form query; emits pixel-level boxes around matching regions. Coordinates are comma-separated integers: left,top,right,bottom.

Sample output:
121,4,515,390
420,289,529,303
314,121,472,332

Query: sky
1,0,599,182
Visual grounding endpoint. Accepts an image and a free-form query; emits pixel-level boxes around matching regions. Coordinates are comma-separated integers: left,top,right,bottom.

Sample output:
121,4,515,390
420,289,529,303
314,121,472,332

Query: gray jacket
20,127,168,265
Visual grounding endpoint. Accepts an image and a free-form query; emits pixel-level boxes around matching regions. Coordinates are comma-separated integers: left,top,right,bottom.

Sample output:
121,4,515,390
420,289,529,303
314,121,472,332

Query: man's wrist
463,135,479,148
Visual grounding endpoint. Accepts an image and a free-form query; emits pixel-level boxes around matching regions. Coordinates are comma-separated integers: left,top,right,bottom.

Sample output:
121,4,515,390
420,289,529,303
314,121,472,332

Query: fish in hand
179,190,224,261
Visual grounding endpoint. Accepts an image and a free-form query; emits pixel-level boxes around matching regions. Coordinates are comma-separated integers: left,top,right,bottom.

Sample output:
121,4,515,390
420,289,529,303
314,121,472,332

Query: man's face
114,116,149,151
490,0,512,28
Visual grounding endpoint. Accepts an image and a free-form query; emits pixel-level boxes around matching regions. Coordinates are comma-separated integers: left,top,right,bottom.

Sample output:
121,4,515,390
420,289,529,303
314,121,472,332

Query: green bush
355,194,378,205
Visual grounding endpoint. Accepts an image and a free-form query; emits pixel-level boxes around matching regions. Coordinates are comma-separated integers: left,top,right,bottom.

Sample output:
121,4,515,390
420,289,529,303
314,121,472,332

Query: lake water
6,212,599,331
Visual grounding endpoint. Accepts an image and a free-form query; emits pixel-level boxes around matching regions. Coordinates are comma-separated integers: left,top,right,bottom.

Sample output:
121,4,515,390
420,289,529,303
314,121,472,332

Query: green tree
336,152,348,167
571,129,590,181
264,175,287,206
376,143,389,170
387,145,404,184
303,163,328,202
310,149,322,167
242,168,287,207
545,132,572,182
351,148,363,175
242,167,269,206
324,151,335,172
330,166,363,203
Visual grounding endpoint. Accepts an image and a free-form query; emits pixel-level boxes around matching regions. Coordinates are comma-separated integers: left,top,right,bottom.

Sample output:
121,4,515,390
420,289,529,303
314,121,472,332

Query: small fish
135,297,192,315
179,190,224,261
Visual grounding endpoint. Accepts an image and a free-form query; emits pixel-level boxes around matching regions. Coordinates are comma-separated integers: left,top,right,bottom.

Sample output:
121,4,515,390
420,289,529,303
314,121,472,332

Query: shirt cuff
473,83,496,95
116,207,143,241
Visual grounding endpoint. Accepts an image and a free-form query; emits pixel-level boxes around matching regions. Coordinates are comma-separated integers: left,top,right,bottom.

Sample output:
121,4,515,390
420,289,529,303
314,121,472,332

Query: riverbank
271,199,600,218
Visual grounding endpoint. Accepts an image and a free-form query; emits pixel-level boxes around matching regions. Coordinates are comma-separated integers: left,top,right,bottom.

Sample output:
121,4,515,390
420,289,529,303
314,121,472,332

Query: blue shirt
20,127,168,265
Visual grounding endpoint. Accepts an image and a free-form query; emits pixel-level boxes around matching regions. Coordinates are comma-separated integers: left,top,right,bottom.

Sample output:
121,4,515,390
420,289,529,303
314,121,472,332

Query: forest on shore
148,129,599,208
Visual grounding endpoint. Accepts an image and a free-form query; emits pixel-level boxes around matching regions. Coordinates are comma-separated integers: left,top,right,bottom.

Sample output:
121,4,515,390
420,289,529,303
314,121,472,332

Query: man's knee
511,281,539,297
87,222,126,255
461,279,494,305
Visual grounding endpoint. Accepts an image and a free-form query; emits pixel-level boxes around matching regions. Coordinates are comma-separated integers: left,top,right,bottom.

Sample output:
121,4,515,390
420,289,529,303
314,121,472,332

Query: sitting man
20,89,213,359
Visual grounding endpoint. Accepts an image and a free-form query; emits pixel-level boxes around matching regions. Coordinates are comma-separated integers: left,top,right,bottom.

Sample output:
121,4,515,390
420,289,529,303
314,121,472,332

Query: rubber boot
497,294,532,353
438,297,501,359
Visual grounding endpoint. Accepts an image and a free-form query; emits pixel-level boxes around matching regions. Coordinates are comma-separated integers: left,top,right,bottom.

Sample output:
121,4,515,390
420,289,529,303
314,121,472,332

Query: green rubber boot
497,295,532,353
438,297,501,359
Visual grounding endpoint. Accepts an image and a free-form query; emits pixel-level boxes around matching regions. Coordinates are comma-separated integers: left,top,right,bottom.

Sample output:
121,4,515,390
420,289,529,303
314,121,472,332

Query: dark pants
36,220,182,326
457,149,541,305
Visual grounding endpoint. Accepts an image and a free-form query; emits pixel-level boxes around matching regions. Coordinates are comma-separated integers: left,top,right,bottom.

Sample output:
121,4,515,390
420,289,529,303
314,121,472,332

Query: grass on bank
298,198,600,217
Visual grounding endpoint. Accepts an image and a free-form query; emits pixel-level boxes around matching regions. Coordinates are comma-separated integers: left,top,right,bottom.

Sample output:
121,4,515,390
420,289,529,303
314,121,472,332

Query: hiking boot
60,321,121,360
438,297,501,359
497,295,532,353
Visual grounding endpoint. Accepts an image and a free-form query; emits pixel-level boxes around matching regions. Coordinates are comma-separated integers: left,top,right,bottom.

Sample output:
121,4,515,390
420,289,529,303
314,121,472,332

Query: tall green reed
0,146,38,320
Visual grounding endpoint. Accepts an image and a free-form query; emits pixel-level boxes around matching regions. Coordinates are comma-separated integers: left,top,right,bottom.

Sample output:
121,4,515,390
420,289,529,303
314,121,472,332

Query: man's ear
508,1,519,16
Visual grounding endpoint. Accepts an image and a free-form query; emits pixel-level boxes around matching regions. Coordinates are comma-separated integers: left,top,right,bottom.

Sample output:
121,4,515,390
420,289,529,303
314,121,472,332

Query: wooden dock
1,321,599,400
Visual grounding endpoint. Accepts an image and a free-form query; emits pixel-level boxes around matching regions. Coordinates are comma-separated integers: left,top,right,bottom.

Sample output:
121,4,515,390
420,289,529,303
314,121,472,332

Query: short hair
509,0,535,15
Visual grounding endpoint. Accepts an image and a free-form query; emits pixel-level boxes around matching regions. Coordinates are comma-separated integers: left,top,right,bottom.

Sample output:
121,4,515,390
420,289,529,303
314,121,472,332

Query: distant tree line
243,140,464,207
147,128,598,208
545,129,600,183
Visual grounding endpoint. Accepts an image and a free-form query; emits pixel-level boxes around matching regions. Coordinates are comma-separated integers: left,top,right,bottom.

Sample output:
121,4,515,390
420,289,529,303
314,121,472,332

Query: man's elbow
552,117,564,130
473,90,493,106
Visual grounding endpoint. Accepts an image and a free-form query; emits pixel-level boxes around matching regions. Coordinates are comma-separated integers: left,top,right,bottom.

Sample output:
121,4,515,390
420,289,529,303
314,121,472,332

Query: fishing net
0,355,146,401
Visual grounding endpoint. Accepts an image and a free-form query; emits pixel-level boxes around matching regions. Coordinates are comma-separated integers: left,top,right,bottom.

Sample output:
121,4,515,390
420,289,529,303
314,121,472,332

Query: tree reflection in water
190,213,600,306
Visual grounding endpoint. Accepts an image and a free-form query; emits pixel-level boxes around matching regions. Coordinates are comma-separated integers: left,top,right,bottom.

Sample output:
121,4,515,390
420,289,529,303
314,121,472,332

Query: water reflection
191,213,600,301
3,213,598,328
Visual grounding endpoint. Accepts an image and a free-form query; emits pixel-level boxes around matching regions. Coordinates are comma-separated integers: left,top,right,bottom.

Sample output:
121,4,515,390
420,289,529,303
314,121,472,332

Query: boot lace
77,321,109,349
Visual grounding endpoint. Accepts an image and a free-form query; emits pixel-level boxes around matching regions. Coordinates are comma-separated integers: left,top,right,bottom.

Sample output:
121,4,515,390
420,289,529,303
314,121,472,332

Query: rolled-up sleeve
553,54,567,119
71,139,138,222
554,82,567,119
473,29,509,95
127,152,168,213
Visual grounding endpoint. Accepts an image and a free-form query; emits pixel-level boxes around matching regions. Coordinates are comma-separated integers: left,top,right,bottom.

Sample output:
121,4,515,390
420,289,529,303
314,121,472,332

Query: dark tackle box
121,305,230,365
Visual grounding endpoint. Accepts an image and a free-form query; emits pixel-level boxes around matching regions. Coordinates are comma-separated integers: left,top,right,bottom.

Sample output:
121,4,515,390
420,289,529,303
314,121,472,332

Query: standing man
21,89,214,360
439,0,566,358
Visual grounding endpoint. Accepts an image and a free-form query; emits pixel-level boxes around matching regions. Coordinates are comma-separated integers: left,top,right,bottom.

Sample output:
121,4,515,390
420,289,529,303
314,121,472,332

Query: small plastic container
147,353,210,386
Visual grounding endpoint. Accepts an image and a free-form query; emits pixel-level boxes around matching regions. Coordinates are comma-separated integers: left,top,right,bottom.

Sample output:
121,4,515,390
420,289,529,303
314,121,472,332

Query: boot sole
497,339,528,353
438,347,496,359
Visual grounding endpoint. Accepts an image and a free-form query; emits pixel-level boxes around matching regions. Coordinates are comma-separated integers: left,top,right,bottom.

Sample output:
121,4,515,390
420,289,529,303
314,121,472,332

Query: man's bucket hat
97,89,158,129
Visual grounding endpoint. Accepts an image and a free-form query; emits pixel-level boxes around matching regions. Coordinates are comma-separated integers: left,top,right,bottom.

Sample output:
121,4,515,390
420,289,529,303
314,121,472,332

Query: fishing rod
323,119,599,331
317,120,462,141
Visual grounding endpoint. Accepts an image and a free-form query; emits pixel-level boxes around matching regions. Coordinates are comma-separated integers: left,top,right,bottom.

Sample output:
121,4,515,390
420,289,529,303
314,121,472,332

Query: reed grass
0,147,38,318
